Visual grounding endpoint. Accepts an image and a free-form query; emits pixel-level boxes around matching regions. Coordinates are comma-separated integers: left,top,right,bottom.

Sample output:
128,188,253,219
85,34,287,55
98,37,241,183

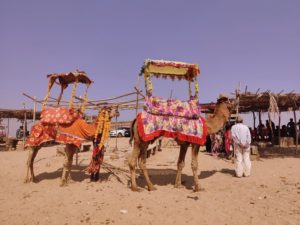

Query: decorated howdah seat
144,96,201,119
137,59,207,145
26,70,94,148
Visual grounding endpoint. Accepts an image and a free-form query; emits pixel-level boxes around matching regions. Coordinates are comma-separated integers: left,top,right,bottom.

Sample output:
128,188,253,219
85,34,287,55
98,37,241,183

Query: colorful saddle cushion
144,96,201,119
40,107,81,125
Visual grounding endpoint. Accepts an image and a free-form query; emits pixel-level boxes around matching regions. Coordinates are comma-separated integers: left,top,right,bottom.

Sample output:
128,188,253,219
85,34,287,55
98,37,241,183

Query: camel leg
138,143,156,191
174,144,188,188
24,147,40,183
128,140,141,191
191,144,201,192
60,144,75,187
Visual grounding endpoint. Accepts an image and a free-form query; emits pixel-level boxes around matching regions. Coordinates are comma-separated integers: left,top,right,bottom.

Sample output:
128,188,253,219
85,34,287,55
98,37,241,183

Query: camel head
215,94,233,119
206,94,232,134
106,106,120,120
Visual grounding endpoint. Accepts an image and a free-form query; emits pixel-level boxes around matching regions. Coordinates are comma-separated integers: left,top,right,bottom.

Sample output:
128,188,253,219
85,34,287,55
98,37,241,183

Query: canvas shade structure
234,90,300,152
140,59,200,99
47,70,92,87
42,70,93,112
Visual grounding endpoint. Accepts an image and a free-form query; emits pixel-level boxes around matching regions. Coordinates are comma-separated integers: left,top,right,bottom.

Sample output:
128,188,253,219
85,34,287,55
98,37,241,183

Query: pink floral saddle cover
40,107,81,125
137,96,207,145
144,96,201,119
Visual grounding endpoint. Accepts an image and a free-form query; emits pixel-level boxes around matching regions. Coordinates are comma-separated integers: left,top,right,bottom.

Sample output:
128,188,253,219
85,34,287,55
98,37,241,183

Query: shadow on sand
135,168,193,190
134,167,223,190
218,168,236,177
258,147,300,159
35,164,90,182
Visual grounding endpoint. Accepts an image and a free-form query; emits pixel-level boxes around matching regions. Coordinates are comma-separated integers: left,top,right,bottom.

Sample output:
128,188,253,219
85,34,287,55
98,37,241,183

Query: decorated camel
24,71,118,186
128,60,232,192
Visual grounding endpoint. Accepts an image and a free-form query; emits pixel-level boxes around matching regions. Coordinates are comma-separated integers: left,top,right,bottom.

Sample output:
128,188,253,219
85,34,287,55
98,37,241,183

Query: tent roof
0,109,41,120
237,92,300,113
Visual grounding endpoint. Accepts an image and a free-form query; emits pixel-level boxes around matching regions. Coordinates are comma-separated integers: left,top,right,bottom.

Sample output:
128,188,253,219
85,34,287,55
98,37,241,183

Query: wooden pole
252,111,256,129
258,111,262,125
268,111,274,146
114,115,118,152
33,96,36,123
258,111,262,140
7,118,9,138
23,103,26,150
278,111,281,147
135,90,139,116
293,109,298,154
235,82,241,124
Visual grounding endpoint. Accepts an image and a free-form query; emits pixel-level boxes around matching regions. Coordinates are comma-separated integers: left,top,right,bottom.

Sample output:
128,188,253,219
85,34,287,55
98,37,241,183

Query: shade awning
141,59,200,80
47,70,93,87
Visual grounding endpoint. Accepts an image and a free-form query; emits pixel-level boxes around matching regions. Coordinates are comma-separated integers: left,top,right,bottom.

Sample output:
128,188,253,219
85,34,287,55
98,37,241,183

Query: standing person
224,124,233,159
16,126,24,139
210,132,221,157
231,116,252,178
287,118,296,141
257,123,264,140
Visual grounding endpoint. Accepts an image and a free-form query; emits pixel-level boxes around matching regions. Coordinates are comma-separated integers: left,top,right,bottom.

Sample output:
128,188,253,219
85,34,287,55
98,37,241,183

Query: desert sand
0,137,300,225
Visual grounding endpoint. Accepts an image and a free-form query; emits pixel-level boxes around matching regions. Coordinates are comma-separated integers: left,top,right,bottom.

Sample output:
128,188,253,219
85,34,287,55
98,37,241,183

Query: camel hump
40,107,81,125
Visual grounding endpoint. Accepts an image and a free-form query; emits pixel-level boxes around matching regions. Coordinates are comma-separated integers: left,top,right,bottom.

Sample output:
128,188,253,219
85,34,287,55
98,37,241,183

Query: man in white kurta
231,116,252,177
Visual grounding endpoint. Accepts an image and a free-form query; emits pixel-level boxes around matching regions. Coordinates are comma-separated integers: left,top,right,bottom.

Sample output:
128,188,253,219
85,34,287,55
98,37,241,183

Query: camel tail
129,118,136,146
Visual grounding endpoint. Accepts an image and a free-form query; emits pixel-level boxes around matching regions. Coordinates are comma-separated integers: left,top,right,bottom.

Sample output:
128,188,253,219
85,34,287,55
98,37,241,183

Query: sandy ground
0,138,300,225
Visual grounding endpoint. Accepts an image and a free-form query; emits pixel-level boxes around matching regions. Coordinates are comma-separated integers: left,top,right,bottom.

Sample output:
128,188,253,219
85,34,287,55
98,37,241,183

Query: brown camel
24,107,119,186
128,97,232,192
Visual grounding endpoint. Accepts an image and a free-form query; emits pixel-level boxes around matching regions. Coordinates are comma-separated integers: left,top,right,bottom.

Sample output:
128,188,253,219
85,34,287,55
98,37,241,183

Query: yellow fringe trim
94,109,111,150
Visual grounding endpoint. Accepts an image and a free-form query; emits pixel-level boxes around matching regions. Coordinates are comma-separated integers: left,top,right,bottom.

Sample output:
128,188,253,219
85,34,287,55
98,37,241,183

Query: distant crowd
206,118,300,159
249,118,299,143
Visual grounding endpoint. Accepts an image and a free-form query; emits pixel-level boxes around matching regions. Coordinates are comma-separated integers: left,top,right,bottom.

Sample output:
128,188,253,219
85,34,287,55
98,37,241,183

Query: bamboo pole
33,96,36,123
7,118,9,138
268,111,274,146
114,115,118,152
258,111,262,125
258,111,262,140
252,111,256,129
22,103,26,150
135,91,139,116
22,93,43,103
278,111,281,147
235,82,241,123
293,109,298,154
85,91,139,103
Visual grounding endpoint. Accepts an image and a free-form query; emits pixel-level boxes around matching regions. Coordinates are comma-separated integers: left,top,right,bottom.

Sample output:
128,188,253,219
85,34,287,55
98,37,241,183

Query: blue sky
0,0,300,135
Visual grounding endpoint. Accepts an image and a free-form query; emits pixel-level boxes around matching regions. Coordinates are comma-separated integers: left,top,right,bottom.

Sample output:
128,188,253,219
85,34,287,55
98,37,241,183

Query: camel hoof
24,176,38,183
131,186,141,192
60,180,68,187
148,185,157,191
32,177,38,183
24,178,30,183
174,184,184,189
193,186,205,192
